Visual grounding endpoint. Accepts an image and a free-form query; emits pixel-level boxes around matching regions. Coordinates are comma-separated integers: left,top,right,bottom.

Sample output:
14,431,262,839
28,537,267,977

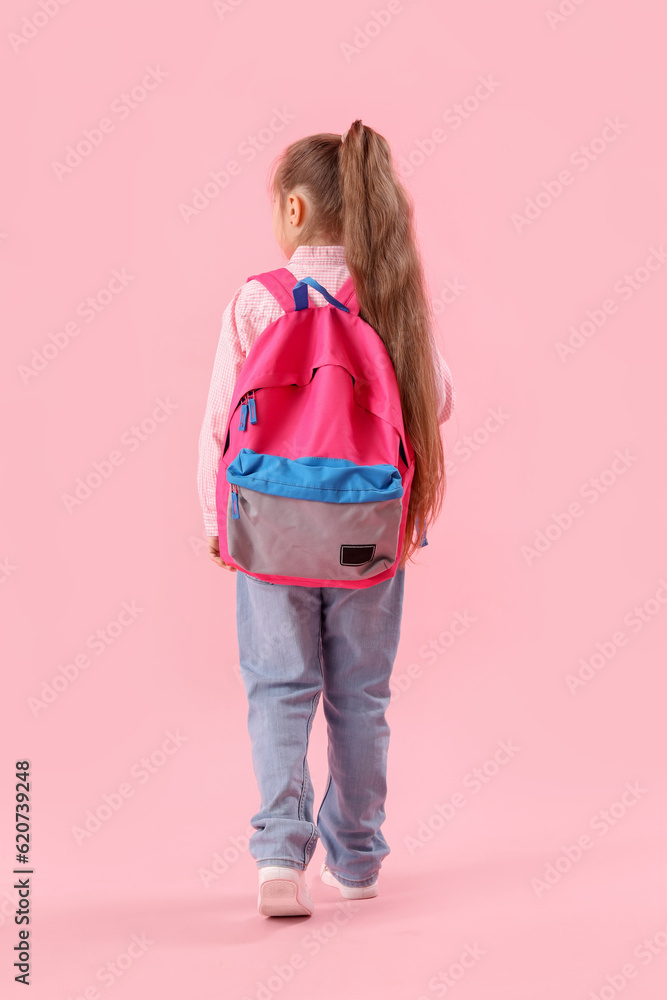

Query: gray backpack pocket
226,448,404,582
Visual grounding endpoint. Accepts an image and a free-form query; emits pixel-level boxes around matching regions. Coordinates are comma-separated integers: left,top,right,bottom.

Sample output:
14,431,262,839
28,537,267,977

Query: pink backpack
215,267,423,588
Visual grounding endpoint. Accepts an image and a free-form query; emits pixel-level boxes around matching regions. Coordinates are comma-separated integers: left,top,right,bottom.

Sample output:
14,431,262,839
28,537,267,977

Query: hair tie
341,130,348,144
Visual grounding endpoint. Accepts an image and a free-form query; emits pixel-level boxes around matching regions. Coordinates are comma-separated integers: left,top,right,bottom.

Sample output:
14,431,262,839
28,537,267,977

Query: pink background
2,0,667,997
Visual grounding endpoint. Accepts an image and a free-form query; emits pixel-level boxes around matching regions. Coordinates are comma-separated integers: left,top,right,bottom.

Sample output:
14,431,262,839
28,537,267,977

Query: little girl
197,120,455,918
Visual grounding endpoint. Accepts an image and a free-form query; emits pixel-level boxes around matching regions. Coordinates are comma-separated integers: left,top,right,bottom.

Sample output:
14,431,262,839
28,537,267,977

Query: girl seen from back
197,119,456,917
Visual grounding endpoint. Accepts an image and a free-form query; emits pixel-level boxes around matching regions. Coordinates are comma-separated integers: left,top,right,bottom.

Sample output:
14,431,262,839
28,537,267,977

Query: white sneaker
257,866,314,917
319,862,379,899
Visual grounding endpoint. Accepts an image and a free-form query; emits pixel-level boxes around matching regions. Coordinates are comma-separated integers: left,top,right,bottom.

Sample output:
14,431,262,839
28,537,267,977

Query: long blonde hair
268,119,447,569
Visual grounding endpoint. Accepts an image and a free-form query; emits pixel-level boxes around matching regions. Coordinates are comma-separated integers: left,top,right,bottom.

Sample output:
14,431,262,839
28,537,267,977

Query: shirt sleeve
197,286,248,535
433,342,456,424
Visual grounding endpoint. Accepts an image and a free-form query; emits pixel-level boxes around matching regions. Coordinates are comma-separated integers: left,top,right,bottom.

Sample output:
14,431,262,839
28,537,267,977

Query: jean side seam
298,686,322,870
298,689,320,822
317,771,333,825
299,622,325,866
298,616,325,826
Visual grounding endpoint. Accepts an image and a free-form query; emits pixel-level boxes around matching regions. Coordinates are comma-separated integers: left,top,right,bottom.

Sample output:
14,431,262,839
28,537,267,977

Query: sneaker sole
258,869,314,917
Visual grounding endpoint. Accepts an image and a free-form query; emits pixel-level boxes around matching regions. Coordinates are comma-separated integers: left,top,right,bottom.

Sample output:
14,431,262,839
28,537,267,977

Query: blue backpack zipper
238,389,258,431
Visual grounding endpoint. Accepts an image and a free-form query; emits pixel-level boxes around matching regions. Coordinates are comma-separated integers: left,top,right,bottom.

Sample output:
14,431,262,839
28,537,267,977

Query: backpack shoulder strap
247,268,361,316
246,268,297,312
334,275,360,316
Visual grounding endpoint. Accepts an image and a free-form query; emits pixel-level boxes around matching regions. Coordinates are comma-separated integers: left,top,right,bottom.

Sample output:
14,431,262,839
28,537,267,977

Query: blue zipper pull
247,389,257,424
238,397,248,431
231,482,239,518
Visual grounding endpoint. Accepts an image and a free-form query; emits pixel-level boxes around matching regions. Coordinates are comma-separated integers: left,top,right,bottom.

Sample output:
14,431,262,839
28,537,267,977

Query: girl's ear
286,191,305,228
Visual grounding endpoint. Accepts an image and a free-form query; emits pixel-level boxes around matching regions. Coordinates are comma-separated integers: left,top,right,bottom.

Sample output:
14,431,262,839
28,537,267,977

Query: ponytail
270,121,447,567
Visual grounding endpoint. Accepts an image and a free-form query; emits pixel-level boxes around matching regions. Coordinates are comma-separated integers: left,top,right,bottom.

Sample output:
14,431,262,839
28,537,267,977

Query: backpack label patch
340,544,376,566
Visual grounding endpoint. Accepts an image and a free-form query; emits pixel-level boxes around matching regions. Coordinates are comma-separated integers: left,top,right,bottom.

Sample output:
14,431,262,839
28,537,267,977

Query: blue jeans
235,567,406,888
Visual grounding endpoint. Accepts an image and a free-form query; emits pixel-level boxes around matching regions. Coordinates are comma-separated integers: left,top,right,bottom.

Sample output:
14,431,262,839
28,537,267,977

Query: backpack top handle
292,276,350,312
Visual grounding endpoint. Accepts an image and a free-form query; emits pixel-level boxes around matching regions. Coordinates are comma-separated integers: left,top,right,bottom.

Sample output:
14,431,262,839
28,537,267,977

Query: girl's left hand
207,536,237,571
